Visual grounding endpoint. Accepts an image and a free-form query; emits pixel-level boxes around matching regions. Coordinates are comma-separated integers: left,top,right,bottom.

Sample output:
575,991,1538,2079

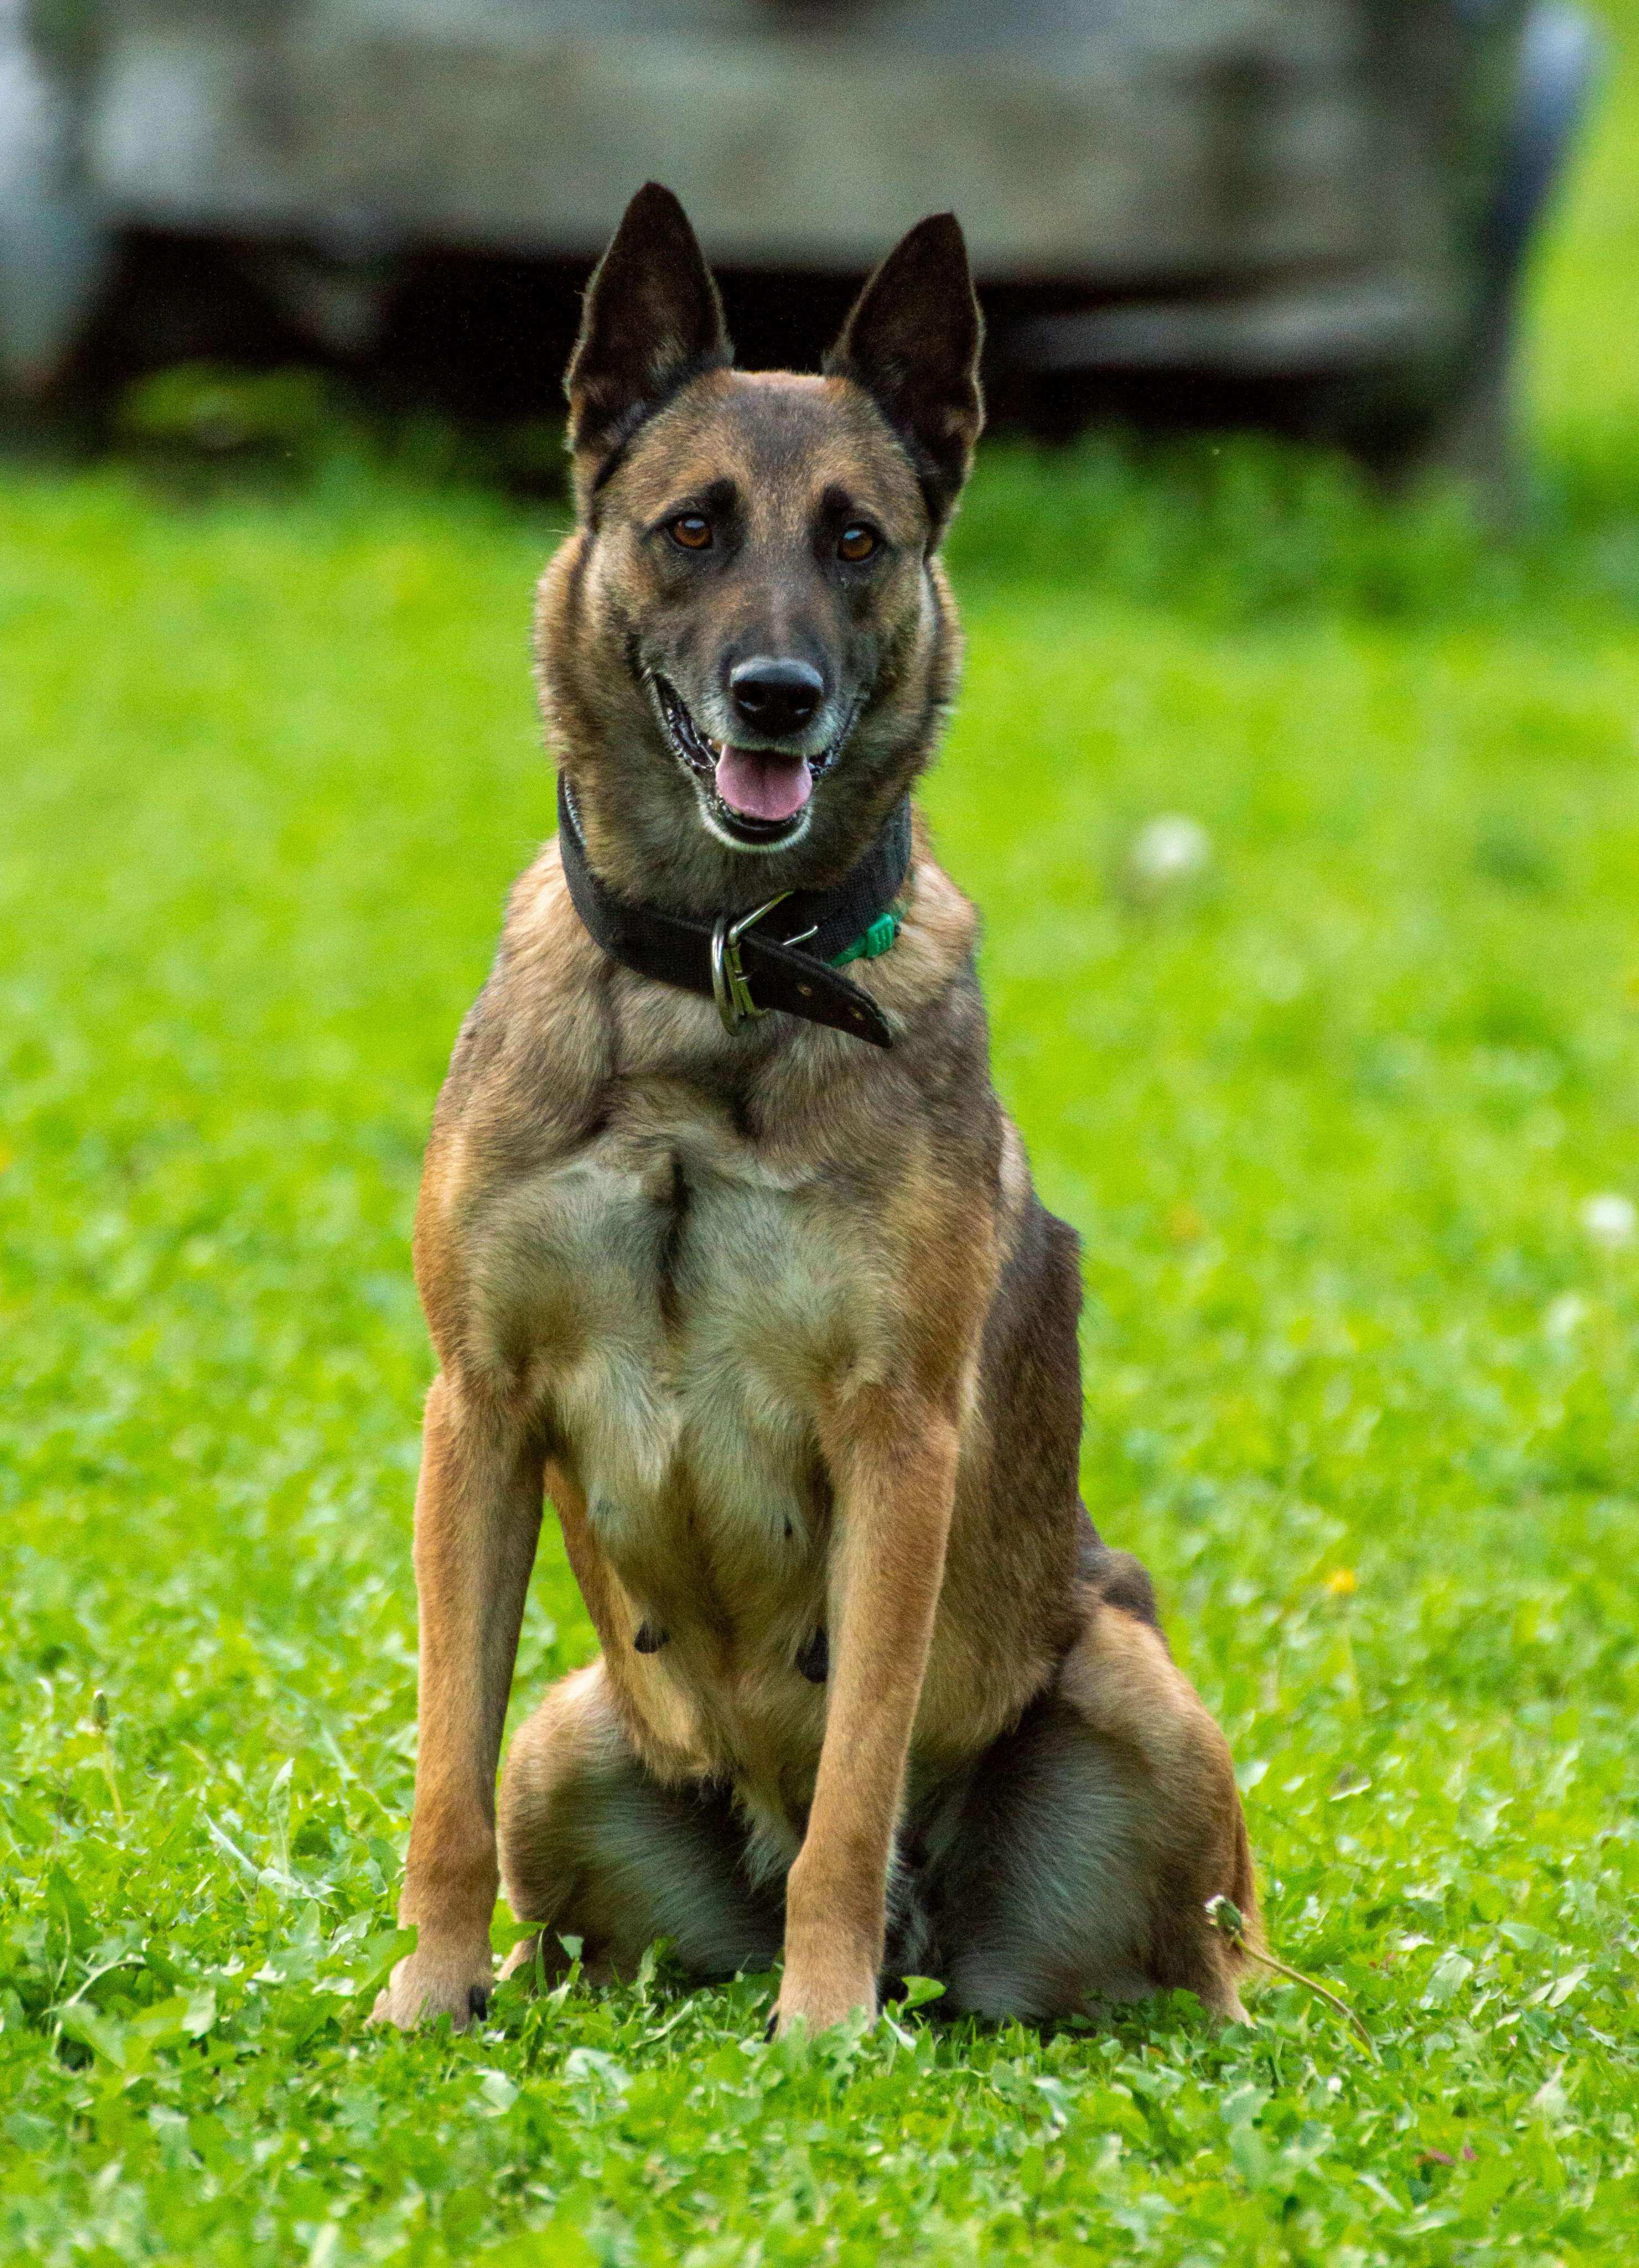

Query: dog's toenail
468,1983,491,2019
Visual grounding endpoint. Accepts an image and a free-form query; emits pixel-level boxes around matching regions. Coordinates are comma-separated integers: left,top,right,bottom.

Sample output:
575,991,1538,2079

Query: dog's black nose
728,657,823,740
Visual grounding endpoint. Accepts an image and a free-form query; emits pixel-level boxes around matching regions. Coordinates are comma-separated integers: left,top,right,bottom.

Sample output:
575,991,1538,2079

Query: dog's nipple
795,1628,829,1684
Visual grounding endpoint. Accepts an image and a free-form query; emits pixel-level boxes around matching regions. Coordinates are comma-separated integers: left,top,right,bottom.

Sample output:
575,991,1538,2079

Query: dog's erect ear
823,214,984,540
565,183,731,498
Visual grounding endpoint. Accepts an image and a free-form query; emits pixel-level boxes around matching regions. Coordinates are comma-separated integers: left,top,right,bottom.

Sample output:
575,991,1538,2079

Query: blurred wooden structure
1,0,1600,469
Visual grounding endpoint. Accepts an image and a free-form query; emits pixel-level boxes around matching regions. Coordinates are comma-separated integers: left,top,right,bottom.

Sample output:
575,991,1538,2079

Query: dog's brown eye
838,524,878,563
669,515,713,551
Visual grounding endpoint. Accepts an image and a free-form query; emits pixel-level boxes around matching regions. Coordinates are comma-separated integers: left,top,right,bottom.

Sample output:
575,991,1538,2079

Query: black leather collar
556,777,910,1048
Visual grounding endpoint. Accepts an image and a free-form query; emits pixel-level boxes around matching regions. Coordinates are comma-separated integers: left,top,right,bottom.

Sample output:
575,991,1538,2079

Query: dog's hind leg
930,1599,1256,2024
498,1661,784,1986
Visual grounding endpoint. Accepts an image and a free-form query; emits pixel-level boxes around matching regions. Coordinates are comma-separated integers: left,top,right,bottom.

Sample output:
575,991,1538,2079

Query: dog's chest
502,1113,873,1588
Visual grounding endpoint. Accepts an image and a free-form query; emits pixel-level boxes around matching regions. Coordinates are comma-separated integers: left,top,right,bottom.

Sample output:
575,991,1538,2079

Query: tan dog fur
373,186,1256,2040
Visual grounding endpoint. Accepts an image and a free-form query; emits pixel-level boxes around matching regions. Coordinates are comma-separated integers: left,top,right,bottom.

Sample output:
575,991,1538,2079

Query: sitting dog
374,184,1256,2038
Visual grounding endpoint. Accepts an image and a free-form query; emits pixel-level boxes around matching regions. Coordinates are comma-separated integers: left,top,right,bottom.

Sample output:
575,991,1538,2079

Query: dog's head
537,183,983,910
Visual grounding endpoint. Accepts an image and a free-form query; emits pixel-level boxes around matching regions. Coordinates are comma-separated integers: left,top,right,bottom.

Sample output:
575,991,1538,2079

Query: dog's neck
556,776,913,1047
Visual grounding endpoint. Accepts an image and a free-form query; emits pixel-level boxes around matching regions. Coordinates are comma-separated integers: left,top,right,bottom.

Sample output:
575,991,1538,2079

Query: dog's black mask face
536,184,983,905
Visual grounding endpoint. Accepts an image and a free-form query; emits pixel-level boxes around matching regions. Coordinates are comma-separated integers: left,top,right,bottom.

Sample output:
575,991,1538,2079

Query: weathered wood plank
85,0,1497,291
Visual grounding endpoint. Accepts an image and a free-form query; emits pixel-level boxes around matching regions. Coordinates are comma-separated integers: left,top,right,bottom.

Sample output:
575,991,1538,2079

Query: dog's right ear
565,183,731,505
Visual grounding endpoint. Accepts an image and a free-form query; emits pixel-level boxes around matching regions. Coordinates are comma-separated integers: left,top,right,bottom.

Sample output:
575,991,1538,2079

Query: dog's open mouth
654,678,828,845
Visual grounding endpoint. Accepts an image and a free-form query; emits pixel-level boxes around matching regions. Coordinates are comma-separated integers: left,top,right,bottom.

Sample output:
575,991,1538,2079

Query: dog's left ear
823,214,985,542
565,182,732,504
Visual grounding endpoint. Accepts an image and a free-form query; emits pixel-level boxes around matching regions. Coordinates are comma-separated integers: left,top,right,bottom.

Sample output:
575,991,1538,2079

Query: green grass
6,10,1639,2263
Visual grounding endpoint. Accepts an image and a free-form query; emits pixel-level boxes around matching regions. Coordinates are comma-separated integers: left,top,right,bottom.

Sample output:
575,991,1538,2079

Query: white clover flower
1580,1192,1637,1251
1131,815,1211,881
1123,816,1213,903
1543,1291,1587,1341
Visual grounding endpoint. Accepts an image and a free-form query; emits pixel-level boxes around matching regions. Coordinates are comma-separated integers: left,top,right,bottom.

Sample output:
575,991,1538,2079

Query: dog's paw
369,1947,494,2033
774,1964,878,2041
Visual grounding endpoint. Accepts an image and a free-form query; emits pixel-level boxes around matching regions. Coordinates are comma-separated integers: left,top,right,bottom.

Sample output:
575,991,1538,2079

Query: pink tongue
714,748,813,823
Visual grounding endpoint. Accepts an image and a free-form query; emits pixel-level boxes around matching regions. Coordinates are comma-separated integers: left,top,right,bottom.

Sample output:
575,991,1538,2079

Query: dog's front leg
373,1371,543,2030
778,1396,959,2037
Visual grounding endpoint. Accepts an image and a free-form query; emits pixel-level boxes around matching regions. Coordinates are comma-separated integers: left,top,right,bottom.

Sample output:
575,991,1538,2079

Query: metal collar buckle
710,891,815,1034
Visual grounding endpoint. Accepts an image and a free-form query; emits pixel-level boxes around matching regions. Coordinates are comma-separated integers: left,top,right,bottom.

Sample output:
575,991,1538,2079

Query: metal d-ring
710,890,794,1034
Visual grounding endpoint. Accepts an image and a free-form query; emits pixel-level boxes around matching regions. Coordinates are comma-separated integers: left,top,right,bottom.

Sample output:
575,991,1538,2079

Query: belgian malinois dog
373,184,1256,2039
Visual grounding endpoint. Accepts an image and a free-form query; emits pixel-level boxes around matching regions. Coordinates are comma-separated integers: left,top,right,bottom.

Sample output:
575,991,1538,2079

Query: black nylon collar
556,776,911,1048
